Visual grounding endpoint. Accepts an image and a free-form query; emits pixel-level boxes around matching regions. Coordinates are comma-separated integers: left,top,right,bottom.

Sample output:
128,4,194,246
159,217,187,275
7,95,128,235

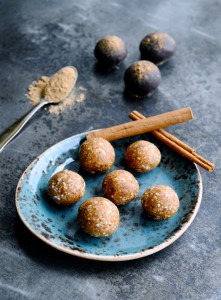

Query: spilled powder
76,86,86,103
49,93,74,115
26,76,50,106
76,93,86,103
26,70,86,115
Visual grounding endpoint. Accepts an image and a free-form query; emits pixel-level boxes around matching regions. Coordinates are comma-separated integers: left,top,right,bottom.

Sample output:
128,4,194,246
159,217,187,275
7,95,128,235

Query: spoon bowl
44,66,78,103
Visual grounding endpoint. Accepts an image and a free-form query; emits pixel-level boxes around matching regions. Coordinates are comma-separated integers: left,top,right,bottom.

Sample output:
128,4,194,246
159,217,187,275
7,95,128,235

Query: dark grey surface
0,0,220,299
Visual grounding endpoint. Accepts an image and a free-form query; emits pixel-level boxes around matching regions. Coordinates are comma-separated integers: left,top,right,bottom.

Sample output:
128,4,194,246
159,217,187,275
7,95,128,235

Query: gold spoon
0,66,78,153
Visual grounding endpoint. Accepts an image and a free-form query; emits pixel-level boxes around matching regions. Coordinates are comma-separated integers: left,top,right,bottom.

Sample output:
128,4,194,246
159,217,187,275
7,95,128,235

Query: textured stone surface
0,0,220,299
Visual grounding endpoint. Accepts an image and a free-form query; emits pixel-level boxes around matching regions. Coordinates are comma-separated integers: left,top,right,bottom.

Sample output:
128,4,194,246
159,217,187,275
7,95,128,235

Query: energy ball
94,35,127,69
124,140,161,172
124,61,161,98
141,185,179,220
78,197,120,237
79,138,115,174
102,170,139,205
47,170,85,206
140,32,176,65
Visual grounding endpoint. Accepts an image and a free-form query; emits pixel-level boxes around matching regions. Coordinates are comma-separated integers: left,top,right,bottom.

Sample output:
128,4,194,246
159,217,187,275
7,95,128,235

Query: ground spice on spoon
26,67,86,115
44,66,77,102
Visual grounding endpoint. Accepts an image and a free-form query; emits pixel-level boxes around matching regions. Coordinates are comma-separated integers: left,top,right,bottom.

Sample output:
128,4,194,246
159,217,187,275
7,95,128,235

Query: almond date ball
141,185,179,220
140,32,176,65
94,35,127,69
102,170,139,205
78,197,120,237
124,61,161,98
124,140,161,172
47,170,85,206
79,138,115,174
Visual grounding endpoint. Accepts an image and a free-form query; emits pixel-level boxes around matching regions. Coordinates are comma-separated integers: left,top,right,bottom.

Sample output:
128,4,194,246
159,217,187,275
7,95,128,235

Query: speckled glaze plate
16,131,202,261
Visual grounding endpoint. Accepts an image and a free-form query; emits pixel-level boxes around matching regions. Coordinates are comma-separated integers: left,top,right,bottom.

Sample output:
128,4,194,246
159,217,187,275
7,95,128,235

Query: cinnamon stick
130,111,196,153
87,107,193,141
130,110,215,172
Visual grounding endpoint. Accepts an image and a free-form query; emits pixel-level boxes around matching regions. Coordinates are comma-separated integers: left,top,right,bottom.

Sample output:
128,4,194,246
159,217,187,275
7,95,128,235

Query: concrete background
0,0,220,299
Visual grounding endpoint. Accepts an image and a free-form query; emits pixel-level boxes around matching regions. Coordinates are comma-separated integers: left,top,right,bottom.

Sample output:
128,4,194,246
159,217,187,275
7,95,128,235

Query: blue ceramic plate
16,131,202,261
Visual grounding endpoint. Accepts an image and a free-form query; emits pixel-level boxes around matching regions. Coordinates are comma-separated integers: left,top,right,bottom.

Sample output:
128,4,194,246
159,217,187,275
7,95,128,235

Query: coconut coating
94,35,127,68
140,32,176,65
79,138,115,174
124,61,161,98
47,170,85,206
78,197,120,237
124,140,161,172
141,185,179,220
102,170,139,205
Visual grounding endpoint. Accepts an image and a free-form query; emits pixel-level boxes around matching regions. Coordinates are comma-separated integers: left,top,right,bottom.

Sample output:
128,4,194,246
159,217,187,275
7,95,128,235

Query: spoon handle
0,100,47,153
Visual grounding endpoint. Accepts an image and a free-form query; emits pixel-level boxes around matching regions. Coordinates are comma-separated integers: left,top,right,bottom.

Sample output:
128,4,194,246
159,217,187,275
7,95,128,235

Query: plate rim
15,130,203,262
